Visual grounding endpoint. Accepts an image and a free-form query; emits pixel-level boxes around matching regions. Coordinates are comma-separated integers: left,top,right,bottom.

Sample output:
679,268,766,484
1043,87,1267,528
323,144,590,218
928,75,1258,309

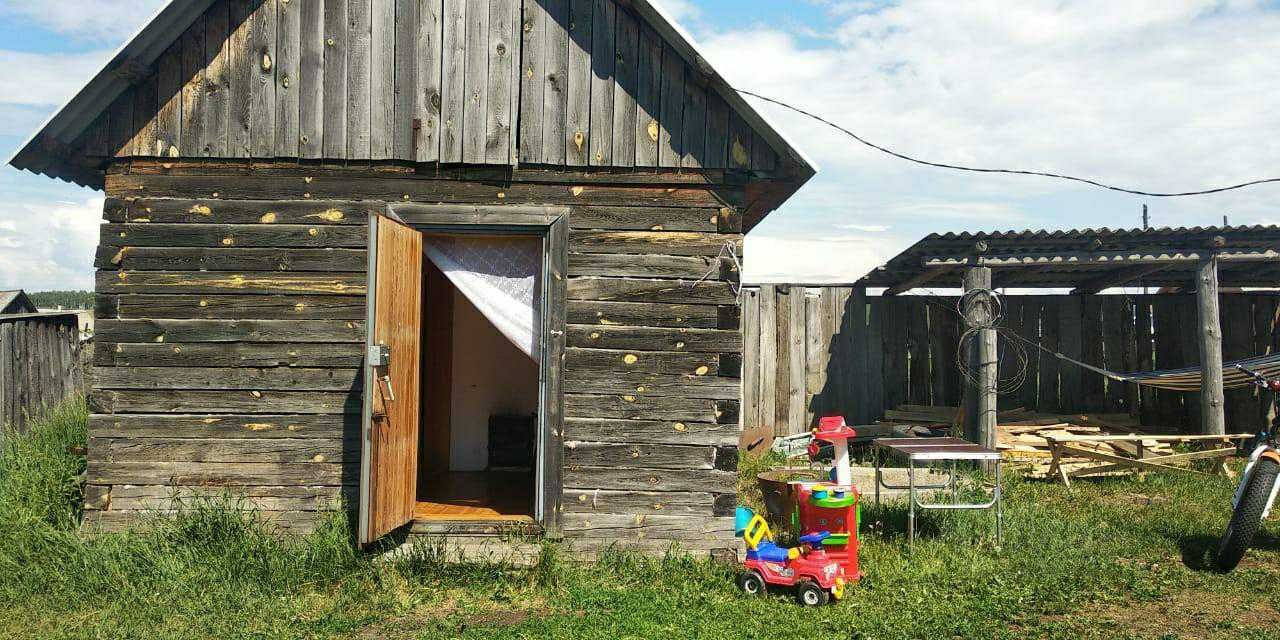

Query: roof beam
884,266,952,296
1070,264,1173,295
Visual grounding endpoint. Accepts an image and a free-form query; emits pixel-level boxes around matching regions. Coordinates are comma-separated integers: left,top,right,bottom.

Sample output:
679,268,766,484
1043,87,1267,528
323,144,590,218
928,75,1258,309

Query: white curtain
422,235,541,361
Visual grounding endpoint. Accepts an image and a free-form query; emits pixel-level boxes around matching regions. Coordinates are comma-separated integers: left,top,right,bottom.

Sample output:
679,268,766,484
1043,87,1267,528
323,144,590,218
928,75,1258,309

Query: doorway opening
414,233,543,524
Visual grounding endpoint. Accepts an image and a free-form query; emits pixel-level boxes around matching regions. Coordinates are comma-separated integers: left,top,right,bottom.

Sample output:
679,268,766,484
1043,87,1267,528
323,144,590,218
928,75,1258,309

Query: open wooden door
359,214,424,545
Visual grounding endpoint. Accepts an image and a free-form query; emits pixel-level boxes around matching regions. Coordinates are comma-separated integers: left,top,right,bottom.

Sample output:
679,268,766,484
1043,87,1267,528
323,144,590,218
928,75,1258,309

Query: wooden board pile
881,404,1242,480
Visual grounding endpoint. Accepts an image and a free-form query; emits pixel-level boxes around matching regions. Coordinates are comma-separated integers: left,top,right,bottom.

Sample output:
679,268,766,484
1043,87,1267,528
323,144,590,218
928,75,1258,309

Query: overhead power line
737,89,1280,198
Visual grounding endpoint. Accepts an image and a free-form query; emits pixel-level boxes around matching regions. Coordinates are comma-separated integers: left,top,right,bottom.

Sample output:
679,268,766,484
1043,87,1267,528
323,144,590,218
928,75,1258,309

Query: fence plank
757,285,777,435
787,287,806,434
772,287,791,436
741,288,760,432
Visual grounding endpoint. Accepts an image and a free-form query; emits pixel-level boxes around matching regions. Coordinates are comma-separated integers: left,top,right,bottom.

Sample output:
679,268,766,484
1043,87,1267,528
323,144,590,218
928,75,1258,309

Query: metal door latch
368,344,390,367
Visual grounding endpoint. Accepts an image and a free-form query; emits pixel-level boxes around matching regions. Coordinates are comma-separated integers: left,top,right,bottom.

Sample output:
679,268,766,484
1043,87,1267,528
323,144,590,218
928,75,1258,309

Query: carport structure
857,226,1280,449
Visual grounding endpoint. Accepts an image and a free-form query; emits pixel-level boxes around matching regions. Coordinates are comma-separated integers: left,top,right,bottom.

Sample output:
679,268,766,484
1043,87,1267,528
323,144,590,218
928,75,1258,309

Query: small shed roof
0,290,37,315
858,226,1280,294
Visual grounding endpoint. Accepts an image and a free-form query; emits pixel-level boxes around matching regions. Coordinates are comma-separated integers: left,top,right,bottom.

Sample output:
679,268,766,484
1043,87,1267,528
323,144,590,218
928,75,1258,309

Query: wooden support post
1196,252,1226,435
963,267,998,469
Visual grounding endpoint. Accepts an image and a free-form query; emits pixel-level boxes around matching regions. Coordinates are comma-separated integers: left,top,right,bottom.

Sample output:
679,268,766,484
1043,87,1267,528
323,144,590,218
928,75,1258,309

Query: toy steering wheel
799,531,831,549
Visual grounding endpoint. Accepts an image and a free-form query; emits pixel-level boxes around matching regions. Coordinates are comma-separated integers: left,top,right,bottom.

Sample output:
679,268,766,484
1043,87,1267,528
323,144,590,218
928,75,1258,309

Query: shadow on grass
860,502,946,541
1178,530,1280,572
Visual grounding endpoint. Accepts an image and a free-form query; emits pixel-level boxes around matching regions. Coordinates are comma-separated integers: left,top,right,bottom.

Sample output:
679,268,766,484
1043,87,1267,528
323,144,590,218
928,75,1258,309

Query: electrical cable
737,89,1280,198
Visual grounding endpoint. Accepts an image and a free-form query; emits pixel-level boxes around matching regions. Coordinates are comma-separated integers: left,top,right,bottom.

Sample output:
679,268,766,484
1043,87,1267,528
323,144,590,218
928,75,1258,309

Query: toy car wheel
796,580,830,607
737,570,767,596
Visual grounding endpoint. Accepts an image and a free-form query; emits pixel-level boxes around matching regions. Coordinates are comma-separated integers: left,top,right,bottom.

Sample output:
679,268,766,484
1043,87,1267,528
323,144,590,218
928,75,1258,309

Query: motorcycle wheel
1216,456,1280,572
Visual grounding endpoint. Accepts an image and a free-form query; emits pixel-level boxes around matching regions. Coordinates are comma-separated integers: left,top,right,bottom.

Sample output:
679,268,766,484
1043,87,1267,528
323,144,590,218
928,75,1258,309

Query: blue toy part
748,540,794,563
734,506,754,536
799,531,831,549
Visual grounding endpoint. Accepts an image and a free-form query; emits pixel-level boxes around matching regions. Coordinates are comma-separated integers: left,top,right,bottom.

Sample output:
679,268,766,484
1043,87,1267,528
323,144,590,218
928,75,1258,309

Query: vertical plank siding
742,289,1278,435
93,0,786,171
0,315,83,435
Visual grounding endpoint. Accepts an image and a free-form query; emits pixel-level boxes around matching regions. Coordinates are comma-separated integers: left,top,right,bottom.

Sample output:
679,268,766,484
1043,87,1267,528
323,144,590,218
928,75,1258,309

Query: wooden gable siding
85,163,741,541
81,0,778,173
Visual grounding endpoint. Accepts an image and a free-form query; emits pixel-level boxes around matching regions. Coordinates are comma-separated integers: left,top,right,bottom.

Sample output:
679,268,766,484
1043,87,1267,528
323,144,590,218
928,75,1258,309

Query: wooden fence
0,312,85,432
742,287,1280,435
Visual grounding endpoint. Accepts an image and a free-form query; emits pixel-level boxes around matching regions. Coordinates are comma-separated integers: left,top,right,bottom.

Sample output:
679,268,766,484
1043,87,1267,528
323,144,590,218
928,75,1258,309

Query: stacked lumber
881,404,1244,481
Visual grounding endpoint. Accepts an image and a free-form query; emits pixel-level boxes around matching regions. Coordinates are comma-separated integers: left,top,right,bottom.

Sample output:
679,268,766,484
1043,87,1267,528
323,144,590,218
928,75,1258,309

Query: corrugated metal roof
858,225,1280,292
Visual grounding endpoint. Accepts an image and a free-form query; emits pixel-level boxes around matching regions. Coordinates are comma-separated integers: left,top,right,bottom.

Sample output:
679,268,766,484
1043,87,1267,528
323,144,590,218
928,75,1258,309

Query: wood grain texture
539,0,569,164
461,0,489,163
564,0,592,166
518,0,547,164
229,0,255,156
346,0,372,159
276,0,303,156
369,0,396,159
415,0,444,162
323,0,349,157
364,216,424,543
440,0,467,161
250,0,279,157
587,0,615,166
299,0,326,158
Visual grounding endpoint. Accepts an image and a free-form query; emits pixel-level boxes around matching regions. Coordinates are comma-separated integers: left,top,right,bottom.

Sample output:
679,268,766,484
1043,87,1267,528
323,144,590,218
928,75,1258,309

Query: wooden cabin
10,0,814,551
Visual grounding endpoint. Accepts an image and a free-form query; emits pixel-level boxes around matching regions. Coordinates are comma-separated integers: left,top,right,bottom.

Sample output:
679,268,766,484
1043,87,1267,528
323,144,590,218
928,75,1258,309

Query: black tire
1216,457,1280,572
795,580,830,607
737,570,766,596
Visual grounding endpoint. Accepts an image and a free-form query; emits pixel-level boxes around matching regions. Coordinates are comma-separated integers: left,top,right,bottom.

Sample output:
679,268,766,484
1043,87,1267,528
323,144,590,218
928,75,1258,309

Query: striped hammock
1007,331,1280,391
1108,352,1280,391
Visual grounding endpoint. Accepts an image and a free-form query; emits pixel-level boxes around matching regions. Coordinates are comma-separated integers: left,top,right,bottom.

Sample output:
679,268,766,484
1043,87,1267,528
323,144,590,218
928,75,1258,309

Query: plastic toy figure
735,506,846,606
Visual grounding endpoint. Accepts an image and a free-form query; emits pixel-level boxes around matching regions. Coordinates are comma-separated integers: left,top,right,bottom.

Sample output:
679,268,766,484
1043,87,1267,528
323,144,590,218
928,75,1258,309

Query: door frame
379,203,568,538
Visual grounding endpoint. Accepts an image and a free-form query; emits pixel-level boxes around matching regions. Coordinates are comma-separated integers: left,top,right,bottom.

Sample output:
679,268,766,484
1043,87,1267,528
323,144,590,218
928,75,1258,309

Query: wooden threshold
415,471,535,523
413,501,535,523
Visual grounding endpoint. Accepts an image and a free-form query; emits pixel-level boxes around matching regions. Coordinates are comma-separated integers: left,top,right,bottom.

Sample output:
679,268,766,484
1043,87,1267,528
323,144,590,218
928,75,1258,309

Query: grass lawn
2,400,1280,639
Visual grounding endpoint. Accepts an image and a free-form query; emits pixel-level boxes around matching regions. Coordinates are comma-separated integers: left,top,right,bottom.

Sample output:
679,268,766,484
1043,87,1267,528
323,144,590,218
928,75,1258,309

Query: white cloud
0,49,113,107
0,0,165,42
0,196,100,291
695,0,1280,282
654,0,702,25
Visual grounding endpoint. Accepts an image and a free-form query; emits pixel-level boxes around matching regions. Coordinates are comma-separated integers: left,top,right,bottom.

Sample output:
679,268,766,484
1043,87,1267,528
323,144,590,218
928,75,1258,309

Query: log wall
0,313,84,434
743,286,1280,436
86,162,743,545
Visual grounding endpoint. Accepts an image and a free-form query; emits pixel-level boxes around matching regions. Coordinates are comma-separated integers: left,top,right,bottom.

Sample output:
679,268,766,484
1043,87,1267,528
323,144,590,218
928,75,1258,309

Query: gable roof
0,290,37,315
9,0,814,209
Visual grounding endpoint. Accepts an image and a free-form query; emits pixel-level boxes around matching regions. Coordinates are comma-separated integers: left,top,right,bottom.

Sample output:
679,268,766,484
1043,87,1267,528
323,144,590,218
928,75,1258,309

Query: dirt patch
1045,589,1280,639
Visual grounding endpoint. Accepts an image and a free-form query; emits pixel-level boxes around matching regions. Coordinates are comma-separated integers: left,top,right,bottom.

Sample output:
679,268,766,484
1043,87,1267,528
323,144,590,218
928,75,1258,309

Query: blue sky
3,0,1280,289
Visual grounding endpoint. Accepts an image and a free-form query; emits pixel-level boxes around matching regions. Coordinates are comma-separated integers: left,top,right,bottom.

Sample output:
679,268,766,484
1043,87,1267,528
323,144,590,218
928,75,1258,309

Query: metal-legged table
872,437,1003,549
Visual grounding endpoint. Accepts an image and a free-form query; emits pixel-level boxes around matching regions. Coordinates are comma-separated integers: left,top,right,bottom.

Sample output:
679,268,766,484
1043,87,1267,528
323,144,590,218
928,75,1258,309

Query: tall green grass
1,400,1277,639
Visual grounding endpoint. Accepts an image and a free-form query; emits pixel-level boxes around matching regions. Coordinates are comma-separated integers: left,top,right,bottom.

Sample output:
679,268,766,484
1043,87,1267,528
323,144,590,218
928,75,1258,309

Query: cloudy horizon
2,0,1279,290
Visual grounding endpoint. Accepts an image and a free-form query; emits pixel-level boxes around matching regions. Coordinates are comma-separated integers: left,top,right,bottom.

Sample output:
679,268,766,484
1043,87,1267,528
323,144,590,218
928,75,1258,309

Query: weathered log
90,389,361,414
567,324,741,353
86,460,357,485
97,270,366,295
563,442,715,469
95,342,364,367
567,301,734,329
562,417,737,446
94,367,360,391
96,319,363,343
104,198,370,224
565,394,738,423
564,370,739,400
89,413,352,439
101,223,366,248
114,294,366,319
97,247,368,272
89,437,354,464
568,277,735,304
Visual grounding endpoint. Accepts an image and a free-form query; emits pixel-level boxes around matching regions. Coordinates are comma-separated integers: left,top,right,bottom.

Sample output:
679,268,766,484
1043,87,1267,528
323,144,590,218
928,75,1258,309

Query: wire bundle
953,288,1031,395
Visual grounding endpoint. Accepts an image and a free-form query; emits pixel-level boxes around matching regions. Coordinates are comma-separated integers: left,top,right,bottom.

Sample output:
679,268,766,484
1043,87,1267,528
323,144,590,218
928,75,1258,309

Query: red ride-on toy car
735,506,845,606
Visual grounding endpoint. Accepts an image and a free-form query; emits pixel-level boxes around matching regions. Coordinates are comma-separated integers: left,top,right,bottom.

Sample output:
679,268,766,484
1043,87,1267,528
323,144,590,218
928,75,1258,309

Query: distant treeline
27,291,94,310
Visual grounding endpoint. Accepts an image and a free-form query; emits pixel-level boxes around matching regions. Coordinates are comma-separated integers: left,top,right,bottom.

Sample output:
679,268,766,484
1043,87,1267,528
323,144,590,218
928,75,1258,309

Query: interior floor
414,471,534,522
